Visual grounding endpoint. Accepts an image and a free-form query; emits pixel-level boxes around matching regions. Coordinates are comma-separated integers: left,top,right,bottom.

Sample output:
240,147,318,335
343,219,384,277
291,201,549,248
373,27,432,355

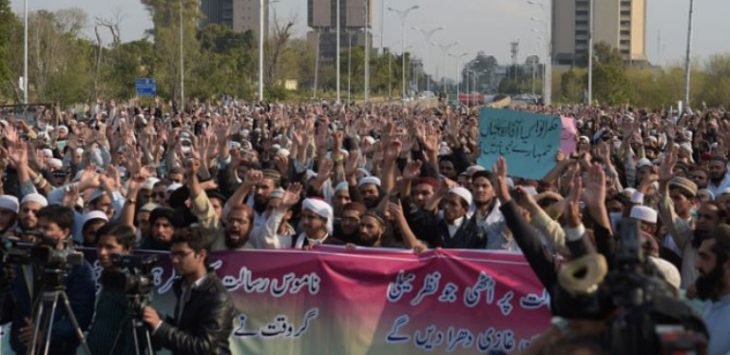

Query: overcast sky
9,0,730,79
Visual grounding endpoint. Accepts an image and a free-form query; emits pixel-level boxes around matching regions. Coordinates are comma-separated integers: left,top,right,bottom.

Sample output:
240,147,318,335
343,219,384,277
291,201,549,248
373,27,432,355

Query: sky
9,0,730,80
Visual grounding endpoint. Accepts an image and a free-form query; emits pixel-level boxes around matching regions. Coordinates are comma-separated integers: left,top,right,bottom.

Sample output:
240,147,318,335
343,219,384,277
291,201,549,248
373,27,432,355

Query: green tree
591,42,634,105
0,0,21,102
560,68,586,103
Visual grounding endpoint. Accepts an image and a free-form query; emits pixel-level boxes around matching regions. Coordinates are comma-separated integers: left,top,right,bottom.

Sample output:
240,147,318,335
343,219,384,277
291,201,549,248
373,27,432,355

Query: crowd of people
0,99,728,354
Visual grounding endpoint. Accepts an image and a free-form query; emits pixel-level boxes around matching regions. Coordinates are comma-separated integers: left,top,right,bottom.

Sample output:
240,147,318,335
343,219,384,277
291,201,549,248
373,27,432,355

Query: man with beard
251,186,300,249
357,176,383,209
469,170,512,250
139,207,183,251
333,202,366,244
707,156,730,197
11,194,47,240
0,195,19,237
694,224,730,355
355,210,388,247
249,169,281,228
691,168,710,190
213,205,254,250
293,198,343,248
659,149,723,288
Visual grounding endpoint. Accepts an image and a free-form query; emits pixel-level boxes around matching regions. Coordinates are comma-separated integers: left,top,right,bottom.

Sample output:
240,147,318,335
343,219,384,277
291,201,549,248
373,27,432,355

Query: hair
228,204,253,221
149,207,184,228
701,200,727,221
37,205,75,232
712,224,730,261
172,225,214,255
96,222,136,250
342,202,366,216
471,170,494,182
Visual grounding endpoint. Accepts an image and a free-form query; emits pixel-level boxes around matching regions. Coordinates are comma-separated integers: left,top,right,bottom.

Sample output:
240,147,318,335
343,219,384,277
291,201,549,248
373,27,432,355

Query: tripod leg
28,296,48,355
58,292,93,355
142,324,155,355
131,319,142,355
42,292,61,355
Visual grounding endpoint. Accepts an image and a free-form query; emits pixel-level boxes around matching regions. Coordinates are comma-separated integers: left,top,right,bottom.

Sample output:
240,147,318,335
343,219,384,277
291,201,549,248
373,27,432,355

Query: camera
111,254,158,313
552,218,708,354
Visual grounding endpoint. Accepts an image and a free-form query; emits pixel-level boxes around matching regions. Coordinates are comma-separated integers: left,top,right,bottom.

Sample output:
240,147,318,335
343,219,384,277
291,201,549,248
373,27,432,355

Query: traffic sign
135,78,156,97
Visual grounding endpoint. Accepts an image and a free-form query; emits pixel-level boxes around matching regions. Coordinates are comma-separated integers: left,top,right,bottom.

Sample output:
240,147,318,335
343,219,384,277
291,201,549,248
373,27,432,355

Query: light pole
258,0,265,101
347,30,353,103
436,41,458,95
527,0,552,105
450,52,468,104
23,0,28,106
412,26,444,93
336,0,341,103
587,0,594,105
179,0,185,109
683,0,695,111
388,5,419,100
364,0,370,102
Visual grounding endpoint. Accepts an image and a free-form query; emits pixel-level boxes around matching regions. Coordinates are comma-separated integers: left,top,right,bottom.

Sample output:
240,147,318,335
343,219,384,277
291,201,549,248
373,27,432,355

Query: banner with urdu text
175,246,549,354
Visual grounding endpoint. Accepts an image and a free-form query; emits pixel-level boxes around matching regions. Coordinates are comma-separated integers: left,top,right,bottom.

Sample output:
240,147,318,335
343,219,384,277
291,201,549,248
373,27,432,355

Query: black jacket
152,271,235,355
410,207,486,249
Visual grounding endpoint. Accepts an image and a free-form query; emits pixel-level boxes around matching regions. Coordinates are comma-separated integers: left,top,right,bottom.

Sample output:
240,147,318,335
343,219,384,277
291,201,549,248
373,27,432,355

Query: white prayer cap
48,159,63,170
356,168,371,178
139,202,159,213
305,169,318,181
697,189,715,201
0,195,20,214
649,256,681,291
362,136,376,145
358,176,381,188
270,187,286,200
334,181,349,193
75,148,85,156
679,142,693,154
56,125,69,133
271,144,281,151
42,149,54,158
143,177,160,191
277,148,290,158
579,135,590,143
166,183,183,193
21,193,48,208
623,187,637,195
636,158,653,169
448,187,473,207
465,165,486,176
302,198,333,234
81,210,108,228
630,190,645,204
630,205,658,224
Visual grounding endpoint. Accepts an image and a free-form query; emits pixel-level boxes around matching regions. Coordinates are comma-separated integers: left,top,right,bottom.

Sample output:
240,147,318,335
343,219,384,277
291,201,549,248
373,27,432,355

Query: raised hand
244,169,264,188
582,164,606,210
658,146,678,182
344,149,361,177
566,171,583,228
281,183,302,208
383,140,402,162
491,157,511,203
402,160,423,180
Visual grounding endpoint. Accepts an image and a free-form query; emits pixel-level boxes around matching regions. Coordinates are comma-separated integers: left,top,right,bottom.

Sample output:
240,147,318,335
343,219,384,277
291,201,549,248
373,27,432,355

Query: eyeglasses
170,250,194,260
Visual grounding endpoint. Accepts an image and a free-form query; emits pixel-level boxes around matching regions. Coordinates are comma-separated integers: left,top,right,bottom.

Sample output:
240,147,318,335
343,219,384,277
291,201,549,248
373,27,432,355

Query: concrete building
552,0,647,65
200,0,268,39
308,0,372,60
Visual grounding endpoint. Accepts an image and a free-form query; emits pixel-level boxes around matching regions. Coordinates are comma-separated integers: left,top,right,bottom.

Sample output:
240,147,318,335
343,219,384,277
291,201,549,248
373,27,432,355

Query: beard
691,229,712,249
695,265,726,301
225,232,248,249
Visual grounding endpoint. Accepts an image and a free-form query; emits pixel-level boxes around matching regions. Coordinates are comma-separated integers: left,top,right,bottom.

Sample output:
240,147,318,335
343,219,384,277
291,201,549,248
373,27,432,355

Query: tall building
308,0,372,60
552,0,647,65
200,0,268,39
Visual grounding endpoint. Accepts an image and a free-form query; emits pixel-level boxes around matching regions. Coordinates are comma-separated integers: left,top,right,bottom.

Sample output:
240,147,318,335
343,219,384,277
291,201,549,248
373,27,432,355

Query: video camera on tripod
109,253,159,355
1,237,84,288
552,218,708,354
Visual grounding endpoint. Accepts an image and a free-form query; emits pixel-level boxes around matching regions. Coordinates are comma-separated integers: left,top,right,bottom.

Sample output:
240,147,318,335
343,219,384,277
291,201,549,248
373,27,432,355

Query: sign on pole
478,108,561,180
135,78,157,97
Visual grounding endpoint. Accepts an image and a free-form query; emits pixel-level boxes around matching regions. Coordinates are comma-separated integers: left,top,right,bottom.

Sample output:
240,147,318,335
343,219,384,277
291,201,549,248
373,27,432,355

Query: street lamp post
364,0,370,102
336,0,341,103
258,0,265,101
587,0,594,105
179,0,185,109
412,26,444,93
436,41,458,96
23,0,28,106
348,30,353,103
388,5,419,100
450,52,468,105
527,0,552,105
683,0,695,111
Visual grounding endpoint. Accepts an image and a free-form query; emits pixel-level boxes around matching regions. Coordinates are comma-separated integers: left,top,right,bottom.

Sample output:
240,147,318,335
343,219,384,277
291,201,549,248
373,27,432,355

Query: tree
560,68,586,103
591,42,635,105
0,0,21,102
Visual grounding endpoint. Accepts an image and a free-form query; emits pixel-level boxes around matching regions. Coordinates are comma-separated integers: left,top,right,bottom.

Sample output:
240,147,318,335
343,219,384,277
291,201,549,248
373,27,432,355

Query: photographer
86,222,137,355
142,225,235,355
0,204,96,355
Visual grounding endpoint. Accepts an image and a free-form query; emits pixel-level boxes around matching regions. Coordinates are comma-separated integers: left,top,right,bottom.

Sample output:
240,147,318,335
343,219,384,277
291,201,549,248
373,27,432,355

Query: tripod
110,295,155,355
28,270,92,355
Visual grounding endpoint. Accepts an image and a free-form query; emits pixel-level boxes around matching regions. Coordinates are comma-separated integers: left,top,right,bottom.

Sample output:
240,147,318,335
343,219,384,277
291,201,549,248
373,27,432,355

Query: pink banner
213,246,552,354
561,116,577,155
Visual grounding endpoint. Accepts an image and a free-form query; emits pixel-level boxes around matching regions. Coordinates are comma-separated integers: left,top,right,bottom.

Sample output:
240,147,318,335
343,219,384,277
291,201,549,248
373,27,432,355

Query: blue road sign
135,78,157,97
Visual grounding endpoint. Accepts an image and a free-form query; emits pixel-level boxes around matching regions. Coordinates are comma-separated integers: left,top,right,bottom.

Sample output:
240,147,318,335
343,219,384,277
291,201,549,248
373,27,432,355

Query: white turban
0,195,19,214
448,187,473,207
21,193,48,208
302,198,333,234
358,176,381,188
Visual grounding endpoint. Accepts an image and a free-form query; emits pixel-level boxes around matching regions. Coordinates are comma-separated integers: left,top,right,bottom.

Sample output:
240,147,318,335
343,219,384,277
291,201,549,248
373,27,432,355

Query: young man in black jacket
142,226,235,355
